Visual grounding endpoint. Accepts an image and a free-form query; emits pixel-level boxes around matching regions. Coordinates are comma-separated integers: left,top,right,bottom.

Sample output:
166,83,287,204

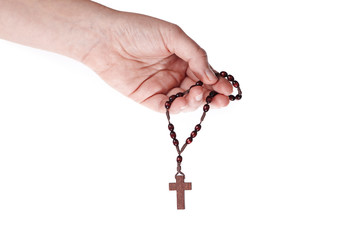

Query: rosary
165,71,242,209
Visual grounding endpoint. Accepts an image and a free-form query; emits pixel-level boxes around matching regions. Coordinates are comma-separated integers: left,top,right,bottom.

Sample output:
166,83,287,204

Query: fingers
141,75,234,113
186,68,200,82
166,86,204,113
142,85,231,113
166,87,187,114
168,75,233,112
141,93,168,113
210,76,234,96
183,86,204,112
185,64,233,97
210,94,230,109
164,25,218,85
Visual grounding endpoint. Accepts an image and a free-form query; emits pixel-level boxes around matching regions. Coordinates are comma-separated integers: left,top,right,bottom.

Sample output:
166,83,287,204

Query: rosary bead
176,155,183,163
169,95,177,102
203,104,210,112
176,92,184,98
206,96,212,103
191,131,197,138
209,91,217,97
170,131,176,139
196,81,203,86
165,101,171,109
168,123,174,131
236,94,242,100
195,124,202,131
220,71,228,77
229,95,235,101
227,75,234,81
186,137,193,144
173,139,179,146
232,81,239,88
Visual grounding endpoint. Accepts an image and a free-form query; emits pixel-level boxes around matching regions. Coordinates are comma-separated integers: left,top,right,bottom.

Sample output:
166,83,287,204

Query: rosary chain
165,71,242,178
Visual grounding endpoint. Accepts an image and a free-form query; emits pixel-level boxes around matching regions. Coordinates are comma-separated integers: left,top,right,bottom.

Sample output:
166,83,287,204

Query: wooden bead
173,139,179,146
236,94,242,100
176,92,184,97
186,137,193,144
191,131,197,138
233,81,239,88
170,131,176,139
203,104,210,112
227,75,234,81
169,95,176,102
220,71,228,77
229,95,235,101
196,81,203,86
195,124,201,131
176,155,183,163
168,123,174,131
209,91,217,97
165,101,171,109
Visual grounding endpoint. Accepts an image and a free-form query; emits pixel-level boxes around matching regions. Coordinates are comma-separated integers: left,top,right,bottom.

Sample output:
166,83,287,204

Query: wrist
0,0,114,64
49,1,115,63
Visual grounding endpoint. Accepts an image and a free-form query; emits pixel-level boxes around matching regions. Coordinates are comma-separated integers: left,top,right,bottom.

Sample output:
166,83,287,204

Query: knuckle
170,23,184,34
196,46,207,58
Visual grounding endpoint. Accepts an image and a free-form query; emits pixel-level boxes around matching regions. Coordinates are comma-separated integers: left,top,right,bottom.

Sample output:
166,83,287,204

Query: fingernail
205,68,217,83
180,105,186,110
195,94,203,101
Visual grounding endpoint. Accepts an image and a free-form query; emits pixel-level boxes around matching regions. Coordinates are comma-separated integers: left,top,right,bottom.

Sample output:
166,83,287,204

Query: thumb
164,25,218,84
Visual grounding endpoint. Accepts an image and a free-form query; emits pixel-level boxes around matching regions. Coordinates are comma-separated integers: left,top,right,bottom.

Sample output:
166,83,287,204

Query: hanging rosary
165,71,242,209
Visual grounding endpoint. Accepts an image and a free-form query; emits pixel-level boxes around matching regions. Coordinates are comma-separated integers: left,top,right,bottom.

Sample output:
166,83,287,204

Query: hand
81,11,233,113
0,0,233,113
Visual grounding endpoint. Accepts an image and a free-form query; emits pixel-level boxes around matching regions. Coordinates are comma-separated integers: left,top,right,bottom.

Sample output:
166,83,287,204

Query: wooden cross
169,175,192,210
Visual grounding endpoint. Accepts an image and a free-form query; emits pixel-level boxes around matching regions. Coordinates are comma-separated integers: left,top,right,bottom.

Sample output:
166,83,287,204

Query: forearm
0,0,111,61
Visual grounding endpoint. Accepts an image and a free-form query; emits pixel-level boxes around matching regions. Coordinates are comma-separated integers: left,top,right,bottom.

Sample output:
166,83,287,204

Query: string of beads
165,71,242,177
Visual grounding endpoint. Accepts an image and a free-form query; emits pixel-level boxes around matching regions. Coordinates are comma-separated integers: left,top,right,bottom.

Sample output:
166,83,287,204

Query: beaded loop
165,71,242,177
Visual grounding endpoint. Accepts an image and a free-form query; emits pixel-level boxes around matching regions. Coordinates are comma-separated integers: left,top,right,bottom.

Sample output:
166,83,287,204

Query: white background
1,0,359,239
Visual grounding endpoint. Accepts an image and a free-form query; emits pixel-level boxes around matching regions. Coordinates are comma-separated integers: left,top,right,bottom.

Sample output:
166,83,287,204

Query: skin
0,0,233,113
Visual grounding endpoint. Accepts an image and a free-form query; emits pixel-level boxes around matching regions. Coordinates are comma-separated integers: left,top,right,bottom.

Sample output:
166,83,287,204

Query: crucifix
169,175,192,210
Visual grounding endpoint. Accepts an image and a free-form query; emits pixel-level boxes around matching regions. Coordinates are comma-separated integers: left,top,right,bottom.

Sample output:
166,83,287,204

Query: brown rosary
165,71,242,209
